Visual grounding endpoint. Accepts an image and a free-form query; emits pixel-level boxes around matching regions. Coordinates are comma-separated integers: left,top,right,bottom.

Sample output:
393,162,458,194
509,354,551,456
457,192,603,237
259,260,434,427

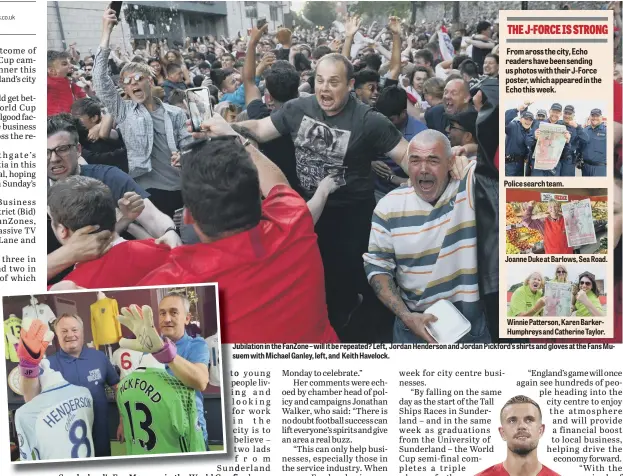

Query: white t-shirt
111,347,163,379
15,383,94,460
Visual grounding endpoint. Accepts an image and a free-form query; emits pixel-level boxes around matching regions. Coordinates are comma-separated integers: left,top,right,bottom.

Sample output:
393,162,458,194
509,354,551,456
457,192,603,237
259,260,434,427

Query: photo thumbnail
3,284,224,462
504,99,607,177
505,188,608,255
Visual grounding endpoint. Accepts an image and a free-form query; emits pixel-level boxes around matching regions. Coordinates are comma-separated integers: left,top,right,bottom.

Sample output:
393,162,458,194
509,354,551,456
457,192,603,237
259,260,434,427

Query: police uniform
561,105,588,177
529,103,565,177
504,108,534,176
581,108,607,177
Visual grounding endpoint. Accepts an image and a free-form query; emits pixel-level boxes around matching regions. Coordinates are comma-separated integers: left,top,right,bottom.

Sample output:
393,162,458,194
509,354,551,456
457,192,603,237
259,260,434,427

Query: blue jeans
582,163,606,176
392,313,491,344
505,160,525,177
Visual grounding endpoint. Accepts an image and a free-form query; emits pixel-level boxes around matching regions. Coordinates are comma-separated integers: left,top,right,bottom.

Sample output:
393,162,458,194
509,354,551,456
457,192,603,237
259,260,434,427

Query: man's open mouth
419,179,435,192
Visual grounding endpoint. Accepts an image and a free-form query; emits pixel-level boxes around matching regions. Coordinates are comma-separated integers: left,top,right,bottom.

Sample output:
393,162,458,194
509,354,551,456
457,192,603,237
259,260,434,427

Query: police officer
529,103,570,176
581,108,607,176
561,105,588,176
505,105,535,176
536,109,547,121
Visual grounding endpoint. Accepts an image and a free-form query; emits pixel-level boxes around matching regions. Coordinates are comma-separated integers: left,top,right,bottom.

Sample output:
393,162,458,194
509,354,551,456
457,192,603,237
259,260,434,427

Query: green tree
302,1,338,29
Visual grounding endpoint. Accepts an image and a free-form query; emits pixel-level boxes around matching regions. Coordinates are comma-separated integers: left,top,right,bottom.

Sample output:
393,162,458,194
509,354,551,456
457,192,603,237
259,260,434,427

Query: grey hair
163,291,190,315
410,129,452,159
54,313,84,332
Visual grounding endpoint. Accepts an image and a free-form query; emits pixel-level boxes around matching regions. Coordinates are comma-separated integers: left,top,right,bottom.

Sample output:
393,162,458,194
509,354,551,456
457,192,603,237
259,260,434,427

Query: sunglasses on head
122,73,146,84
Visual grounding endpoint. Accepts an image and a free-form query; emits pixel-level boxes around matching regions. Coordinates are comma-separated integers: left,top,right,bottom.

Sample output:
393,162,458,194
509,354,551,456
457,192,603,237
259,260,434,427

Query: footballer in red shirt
475,396,560,476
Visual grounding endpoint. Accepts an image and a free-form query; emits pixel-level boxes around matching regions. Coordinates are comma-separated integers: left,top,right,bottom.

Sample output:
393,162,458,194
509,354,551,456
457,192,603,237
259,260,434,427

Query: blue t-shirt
80,164,150,202
49,347,120,457
375,115,428,195
166,332,210,442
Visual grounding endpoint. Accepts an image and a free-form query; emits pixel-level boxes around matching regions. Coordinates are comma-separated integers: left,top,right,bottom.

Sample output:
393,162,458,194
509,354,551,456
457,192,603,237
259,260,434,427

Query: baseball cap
537,109,547,116
563,105,575,113
521,110,534,120
447,109,478,136
550,103,562,111
590,108,602,116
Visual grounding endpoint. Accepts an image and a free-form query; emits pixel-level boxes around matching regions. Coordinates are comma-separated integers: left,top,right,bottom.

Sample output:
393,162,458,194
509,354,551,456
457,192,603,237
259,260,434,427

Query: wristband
19,361,40,379
163,226,177,235
153,337,177,364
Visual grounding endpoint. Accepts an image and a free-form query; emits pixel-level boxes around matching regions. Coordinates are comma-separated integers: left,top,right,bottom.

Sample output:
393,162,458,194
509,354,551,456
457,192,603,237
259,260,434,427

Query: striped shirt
363,161,482,323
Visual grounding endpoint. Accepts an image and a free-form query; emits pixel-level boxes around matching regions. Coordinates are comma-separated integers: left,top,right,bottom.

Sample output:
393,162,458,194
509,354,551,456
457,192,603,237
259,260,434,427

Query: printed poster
533,123,567,171
562,199,597,247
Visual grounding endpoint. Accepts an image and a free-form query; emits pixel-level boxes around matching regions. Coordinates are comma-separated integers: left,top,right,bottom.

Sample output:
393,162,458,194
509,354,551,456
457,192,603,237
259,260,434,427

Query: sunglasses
556,270,566,274
579,280,592,286
122,73,147,85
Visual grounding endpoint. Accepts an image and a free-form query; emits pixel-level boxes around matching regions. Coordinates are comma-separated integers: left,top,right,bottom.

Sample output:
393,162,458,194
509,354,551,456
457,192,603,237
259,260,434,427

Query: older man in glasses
93,6,193,219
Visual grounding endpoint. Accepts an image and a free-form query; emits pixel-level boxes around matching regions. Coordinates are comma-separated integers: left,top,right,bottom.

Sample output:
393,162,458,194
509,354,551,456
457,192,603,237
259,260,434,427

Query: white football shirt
15,383,94,460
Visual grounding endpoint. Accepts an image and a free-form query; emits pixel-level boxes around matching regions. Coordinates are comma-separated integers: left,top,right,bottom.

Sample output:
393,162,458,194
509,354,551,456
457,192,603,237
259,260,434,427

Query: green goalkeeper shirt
117,368,205,455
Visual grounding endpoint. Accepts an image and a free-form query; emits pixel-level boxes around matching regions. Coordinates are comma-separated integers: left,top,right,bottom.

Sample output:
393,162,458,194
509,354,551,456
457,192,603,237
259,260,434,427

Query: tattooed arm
369,274,438,343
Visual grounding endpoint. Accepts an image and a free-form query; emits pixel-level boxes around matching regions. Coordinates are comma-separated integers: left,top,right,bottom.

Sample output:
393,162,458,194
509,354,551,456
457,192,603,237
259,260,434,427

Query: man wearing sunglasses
93,6,193,219
353,69,380,108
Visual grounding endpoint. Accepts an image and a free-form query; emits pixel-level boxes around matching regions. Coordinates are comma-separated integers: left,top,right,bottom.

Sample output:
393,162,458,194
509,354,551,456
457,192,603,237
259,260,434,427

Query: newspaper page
562,198,598,247
0,1,622,476
533,123,568,171
543,281,574,317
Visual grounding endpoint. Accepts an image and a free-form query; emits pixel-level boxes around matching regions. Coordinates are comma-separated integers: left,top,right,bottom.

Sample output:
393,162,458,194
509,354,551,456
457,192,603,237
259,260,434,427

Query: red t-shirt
543,217,573,254
138,185,339,344
476,463,560,476
63,239,171,288
47,75,87,116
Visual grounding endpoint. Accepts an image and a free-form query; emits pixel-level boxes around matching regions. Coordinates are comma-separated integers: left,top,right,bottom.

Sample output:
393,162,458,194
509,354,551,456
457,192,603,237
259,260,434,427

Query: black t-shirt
47,165,150,283
270,94,403,205
246,99,301,195
81,137,129,173
425,103,449,135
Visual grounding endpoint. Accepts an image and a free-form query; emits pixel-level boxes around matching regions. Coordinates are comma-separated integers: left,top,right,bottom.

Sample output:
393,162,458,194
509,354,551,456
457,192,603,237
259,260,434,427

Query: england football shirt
117,368,205,455
15,383,94,460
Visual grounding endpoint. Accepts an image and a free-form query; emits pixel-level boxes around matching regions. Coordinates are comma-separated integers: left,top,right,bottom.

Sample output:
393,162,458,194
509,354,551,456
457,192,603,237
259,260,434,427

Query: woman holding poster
508,272,545,317
574,272,605,317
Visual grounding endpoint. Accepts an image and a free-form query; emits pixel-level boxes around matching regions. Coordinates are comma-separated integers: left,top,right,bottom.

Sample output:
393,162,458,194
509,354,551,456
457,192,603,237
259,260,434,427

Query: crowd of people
45,2,621,344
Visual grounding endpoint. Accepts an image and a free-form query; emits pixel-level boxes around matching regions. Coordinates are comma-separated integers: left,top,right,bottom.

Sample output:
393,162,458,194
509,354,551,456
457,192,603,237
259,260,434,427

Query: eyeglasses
122,73,146,85
448,124,467,133
47,144,76,159
556,270,566,275
579,280,592,286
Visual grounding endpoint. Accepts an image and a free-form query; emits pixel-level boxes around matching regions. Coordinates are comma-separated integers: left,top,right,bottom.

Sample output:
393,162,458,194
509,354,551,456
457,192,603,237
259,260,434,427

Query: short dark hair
451,36,462,54
168,89,186,106
312,45,332,60
47,50,71,68
293,52,312,72
166,62,182,76
362,53,382,72
70,97,102,119
459,59,479,79
375,86,407,118
500,395,542,422
452,54,470,70
414,49,433,66
47,176,117,233
265,60,300,103
192,74,205,87
316,53,354,81
181,138,261,237
354,69,380,89
194,52,206,61
47,114,79,144
477,21,492,33
198,61,211,70
210,68,234,90
410,65,432,84
485,53,499,64
221,52,235,62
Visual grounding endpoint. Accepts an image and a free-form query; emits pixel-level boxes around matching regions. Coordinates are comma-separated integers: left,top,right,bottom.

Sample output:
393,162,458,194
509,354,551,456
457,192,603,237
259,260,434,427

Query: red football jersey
476,463,561,476
138,185,339,344
64,239,171,288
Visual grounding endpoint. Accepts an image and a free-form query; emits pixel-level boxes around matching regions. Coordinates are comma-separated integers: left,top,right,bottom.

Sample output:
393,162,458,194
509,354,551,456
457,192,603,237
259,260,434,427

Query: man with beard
94,6,193,218
476,396,560,476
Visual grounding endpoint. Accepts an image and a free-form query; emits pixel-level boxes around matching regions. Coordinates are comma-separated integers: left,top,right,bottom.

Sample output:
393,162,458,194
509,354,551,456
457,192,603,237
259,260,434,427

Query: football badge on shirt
87,368,102,384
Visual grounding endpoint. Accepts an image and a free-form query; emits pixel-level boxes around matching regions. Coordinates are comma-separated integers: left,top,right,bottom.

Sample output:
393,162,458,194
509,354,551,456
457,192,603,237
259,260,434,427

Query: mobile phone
184,87,213,133
109,1,123,17
257,18,267,29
